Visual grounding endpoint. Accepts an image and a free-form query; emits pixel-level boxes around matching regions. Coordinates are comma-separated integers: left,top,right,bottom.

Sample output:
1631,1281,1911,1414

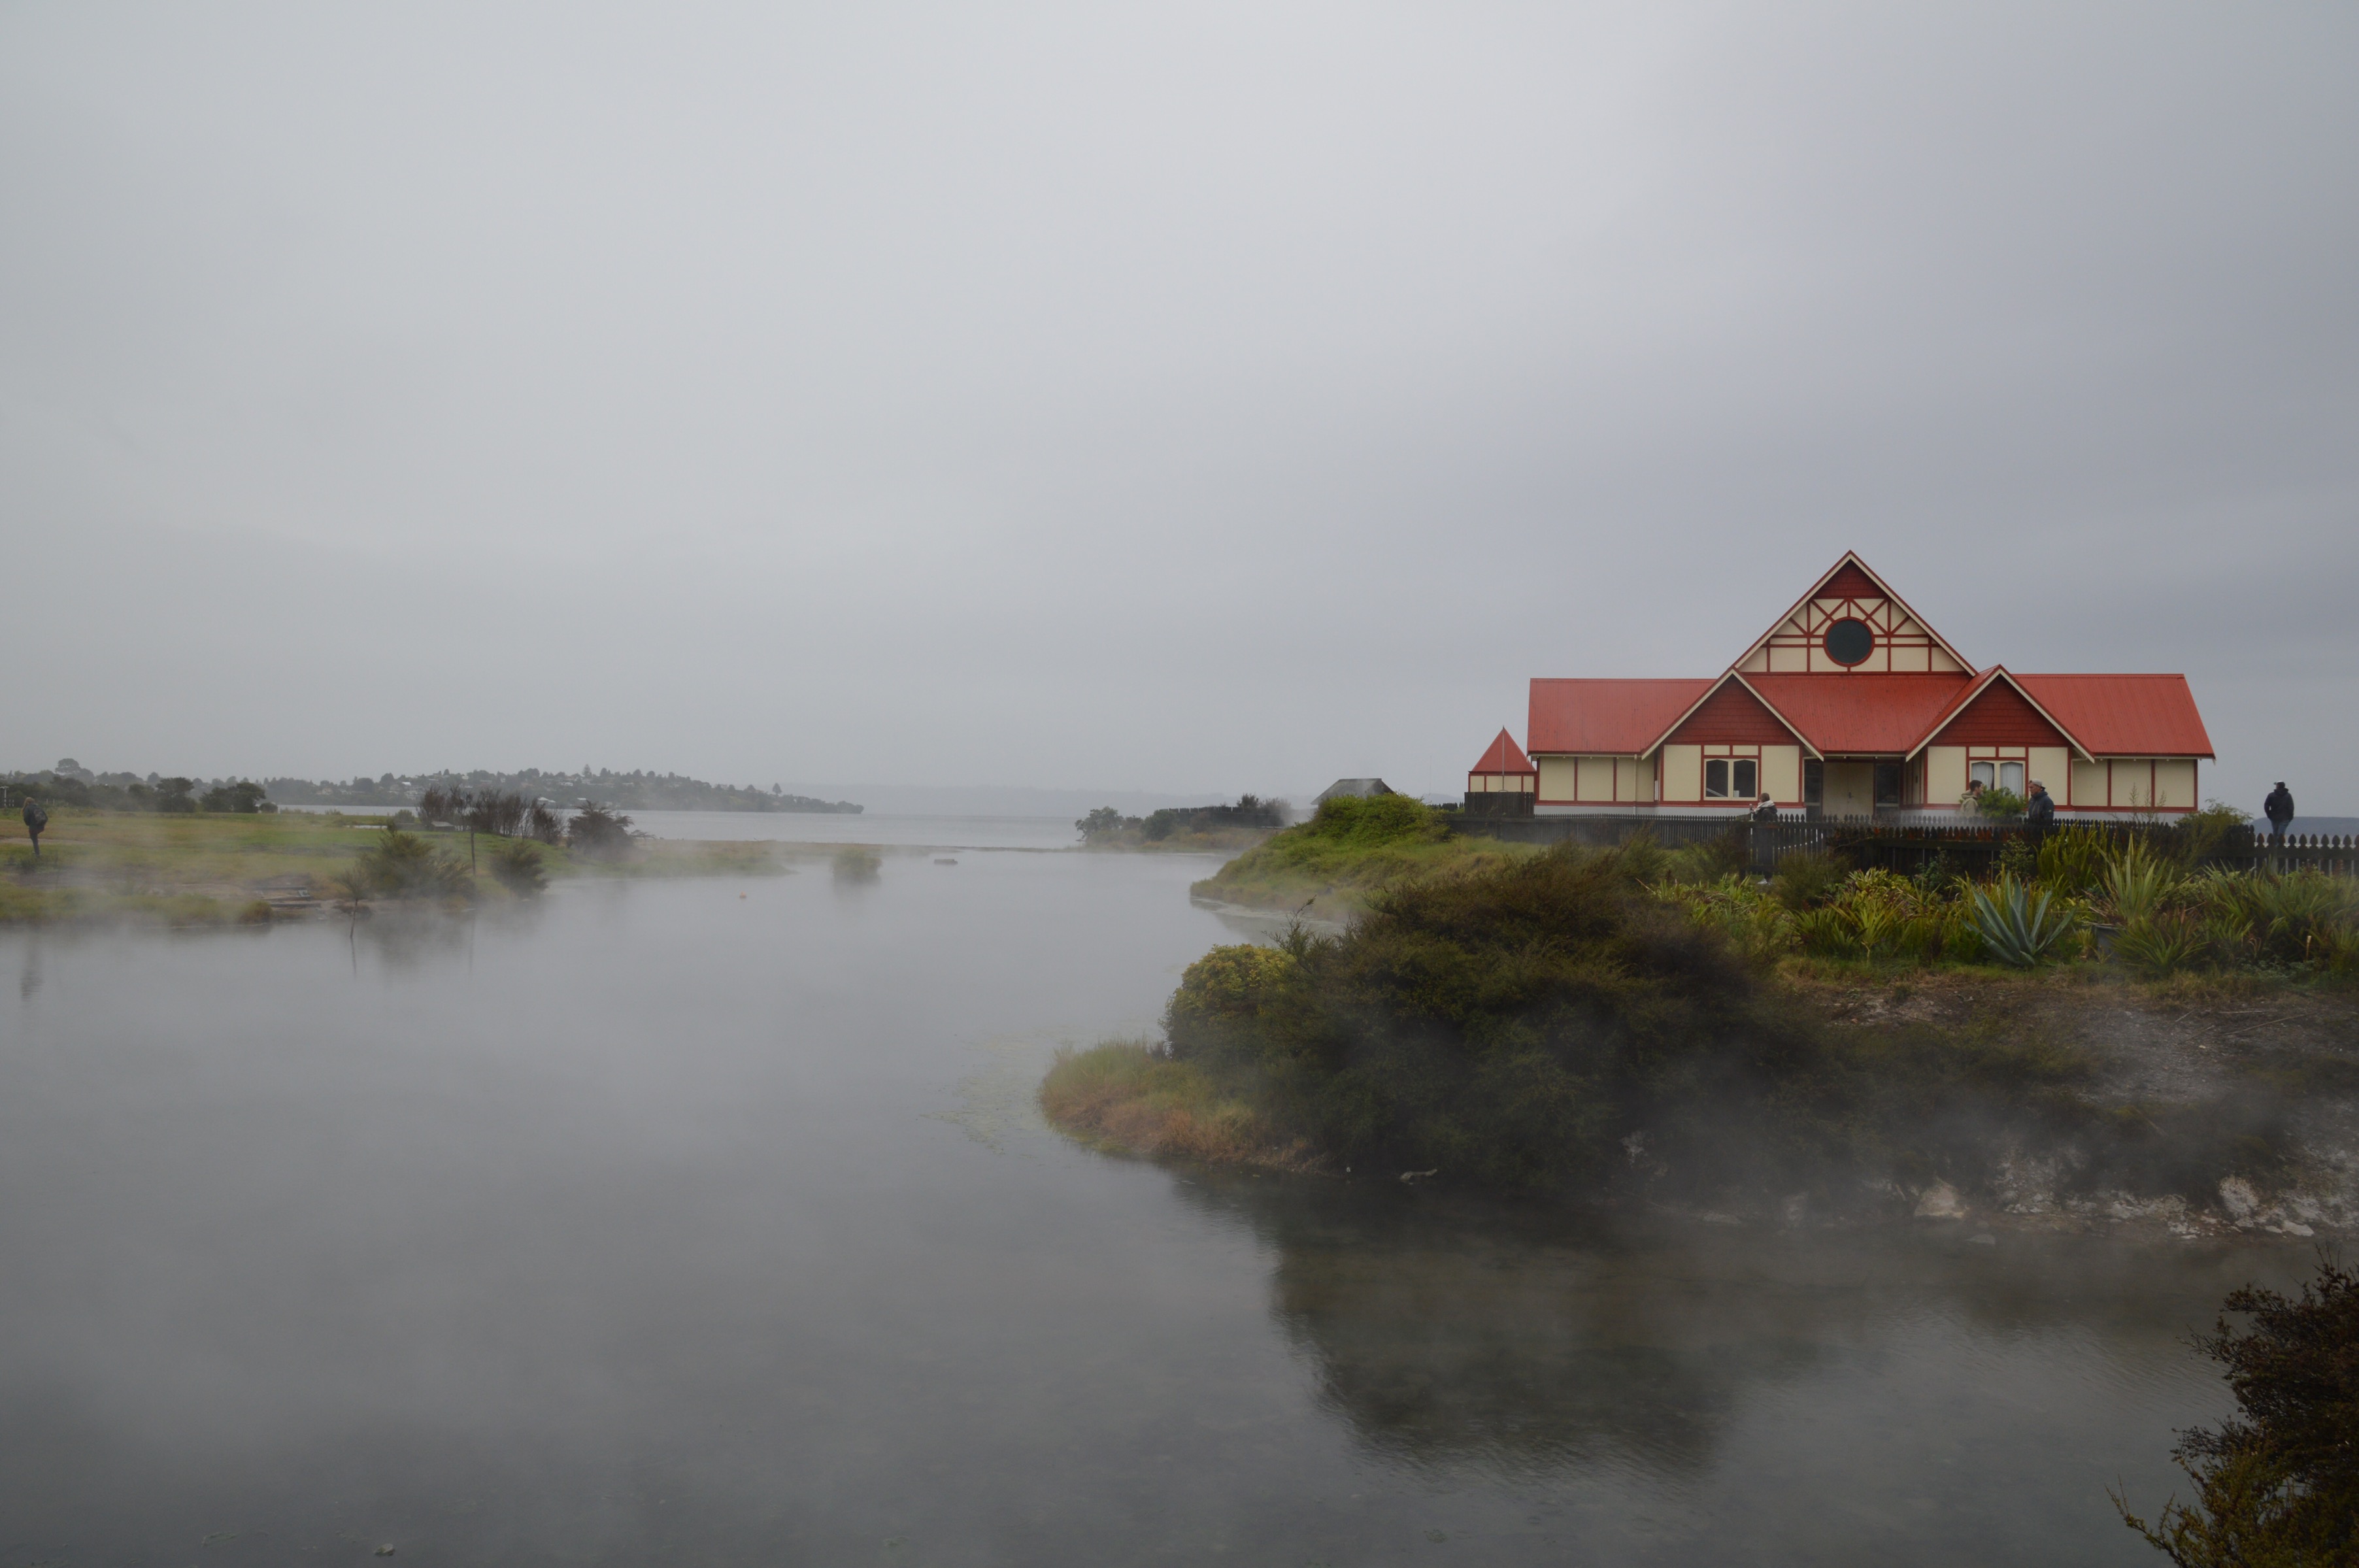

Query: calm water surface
0,852,2301,1565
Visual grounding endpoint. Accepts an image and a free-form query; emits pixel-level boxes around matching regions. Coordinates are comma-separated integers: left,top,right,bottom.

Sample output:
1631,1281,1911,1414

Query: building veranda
1465,554,2214,822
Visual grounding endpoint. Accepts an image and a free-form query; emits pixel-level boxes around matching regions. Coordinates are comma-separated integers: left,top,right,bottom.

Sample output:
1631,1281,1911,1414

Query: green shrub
2102,838,2183,926
1770,848,1849,911
354,828,472,901
488,837,548,896
2118,1254,2359,1565
1660,831,1751,886
1654,875,1796,963
567,801,636,859
2171,800,2253,866
1973,786,2026,818
2245,871,2356,967
2037,825,2113,897
1165,842,1830,1192
2115,912,2208,977
1966,876,2076,967
1300,792,1449,849
832,845,882,882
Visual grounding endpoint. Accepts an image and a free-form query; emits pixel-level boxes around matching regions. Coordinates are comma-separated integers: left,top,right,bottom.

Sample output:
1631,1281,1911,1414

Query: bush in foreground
1167,843,1845,1193
2119,1252,2359,1566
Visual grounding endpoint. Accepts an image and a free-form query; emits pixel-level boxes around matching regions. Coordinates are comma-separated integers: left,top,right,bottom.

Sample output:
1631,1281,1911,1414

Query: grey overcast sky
3,3,2354,809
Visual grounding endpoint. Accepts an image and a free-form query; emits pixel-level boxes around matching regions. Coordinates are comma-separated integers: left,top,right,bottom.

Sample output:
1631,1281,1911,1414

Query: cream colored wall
1762,745,1801,803
1926,746,1967,803
2070,760,2107,809
1614,756,1651,803
1536,756,1578,801
2111,763,2151,809
1661,744,1701,802
1575,756,1616,802
2029,748,2069,801
1822,761,1875,816
2156,759,2196,809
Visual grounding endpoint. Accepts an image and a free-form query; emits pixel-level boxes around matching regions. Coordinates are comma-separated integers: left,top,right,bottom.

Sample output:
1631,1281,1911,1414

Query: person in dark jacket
2264,782,2295,844
20,797,46,859
2025,779,2056,834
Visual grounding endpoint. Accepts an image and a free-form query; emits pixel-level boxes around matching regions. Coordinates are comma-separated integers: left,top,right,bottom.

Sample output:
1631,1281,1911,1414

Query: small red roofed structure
1471,554,2215,821
1465,728,1537,816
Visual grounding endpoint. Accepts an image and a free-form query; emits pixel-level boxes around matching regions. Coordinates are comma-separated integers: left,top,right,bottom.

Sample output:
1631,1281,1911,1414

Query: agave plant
1966,875,2077,967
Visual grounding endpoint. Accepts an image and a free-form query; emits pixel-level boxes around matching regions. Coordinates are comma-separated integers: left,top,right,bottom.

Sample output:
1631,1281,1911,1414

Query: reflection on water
0,857,2307,1566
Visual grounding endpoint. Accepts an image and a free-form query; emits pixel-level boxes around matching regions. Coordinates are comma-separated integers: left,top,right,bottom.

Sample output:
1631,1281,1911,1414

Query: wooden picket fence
1450,814,2359,879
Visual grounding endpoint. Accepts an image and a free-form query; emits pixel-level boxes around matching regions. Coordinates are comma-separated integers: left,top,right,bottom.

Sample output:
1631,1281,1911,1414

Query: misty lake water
0,849,2309,1565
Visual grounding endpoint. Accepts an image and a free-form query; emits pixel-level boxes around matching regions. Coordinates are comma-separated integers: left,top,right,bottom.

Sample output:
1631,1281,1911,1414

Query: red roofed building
1464,727,1537,815
1471,554,2215,820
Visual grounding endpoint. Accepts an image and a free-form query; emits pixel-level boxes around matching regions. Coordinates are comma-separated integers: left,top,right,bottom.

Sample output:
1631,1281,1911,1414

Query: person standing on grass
2264,781,2295,844
20,797,46,859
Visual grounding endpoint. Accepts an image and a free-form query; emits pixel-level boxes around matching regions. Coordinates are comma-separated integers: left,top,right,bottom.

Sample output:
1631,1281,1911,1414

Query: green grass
0,808,797,923
1038,1041,1316,1170
1189,795,1534,915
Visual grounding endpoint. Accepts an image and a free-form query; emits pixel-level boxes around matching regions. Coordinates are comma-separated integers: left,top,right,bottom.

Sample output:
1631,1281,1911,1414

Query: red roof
2010,674,2214,758
1816,560,1886,602
1741,673,1971,755
1469,727,1536,776
1528,678,1710,755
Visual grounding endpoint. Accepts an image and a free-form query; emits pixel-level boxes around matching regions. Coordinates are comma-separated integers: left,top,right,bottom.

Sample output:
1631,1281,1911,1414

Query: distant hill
265,769,861,814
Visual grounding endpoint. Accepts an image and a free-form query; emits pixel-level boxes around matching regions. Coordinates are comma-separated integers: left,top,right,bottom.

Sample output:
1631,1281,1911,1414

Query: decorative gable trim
1645,672,1820,759
1730,552,1971,676
1907,666,2094,763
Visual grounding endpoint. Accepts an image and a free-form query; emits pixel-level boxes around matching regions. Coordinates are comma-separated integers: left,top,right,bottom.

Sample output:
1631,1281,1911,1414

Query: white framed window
1969,760,1994,790
1969,760,2025,793
1705,758,1758,799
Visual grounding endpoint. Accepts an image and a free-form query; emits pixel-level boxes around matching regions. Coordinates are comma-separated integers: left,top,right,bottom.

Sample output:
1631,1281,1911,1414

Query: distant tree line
269,767,861,814
2,761,272,814
1077,795,1289,845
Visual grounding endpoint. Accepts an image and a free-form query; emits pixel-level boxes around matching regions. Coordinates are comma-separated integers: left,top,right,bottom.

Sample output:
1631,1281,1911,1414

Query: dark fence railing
1449,815,2359,879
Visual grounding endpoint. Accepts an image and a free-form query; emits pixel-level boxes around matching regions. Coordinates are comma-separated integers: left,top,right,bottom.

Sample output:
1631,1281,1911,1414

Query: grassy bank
0,809,800,924
1039,1041,1317,1171
1054,838,2359,1231
1187,794,1532,916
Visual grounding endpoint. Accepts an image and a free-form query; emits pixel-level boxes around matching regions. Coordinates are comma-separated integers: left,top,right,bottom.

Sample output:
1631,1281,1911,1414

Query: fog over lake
0,858,2305,1564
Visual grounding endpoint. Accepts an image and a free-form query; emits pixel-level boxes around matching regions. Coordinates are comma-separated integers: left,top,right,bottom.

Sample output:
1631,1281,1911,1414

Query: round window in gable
1823,618,1874,666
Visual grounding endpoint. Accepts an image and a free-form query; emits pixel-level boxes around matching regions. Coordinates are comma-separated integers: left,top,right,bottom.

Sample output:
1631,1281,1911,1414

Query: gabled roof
1317,778,1396,802
1741,673,1972,756
1904,667,2093,763
1528,678,1711,755
1646,673,1821,758
2009,675,2215,758
1728,552,1971,675
1469,727,1536,776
